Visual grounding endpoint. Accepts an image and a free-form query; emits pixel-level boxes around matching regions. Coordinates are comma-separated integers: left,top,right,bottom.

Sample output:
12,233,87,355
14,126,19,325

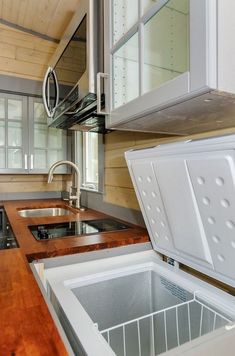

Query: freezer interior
70,266,232,356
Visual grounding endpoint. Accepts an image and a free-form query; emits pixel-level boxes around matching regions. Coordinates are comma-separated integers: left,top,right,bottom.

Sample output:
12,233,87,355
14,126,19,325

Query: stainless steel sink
18,207,74,218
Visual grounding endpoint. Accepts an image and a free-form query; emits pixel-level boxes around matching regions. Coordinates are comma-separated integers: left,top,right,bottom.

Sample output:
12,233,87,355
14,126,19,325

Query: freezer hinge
166,257,179,268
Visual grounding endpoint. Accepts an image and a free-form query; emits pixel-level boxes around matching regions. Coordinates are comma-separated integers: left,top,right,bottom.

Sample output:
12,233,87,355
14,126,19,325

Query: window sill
81,187,103,194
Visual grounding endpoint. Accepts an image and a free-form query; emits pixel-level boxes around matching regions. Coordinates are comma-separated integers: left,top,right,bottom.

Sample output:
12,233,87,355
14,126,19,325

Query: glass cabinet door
0,94,68,173
112,0,138,44
113,32,139,109
109,0,189,112
104,0,211,129
29,98,67,173
143,0,189,94
0,98,5,169
0,93,28,172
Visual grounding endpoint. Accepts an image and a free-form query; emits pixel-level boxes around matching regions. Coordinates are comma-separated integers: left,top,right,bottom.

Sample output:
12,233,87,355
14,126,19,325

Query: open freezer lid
125,134,235,288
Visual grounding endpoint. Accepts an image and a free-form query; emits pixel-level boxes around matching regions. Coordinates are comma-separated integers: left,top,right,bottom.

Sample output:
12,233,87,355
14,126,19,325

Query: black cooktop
29,218,130,241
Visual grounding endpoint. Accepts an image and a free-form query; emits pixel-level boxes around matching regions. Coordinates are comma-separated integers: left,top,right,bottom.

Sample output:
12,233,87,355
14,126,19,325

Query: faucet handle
69,186,79,202
61,191,70,201
69,186,77,196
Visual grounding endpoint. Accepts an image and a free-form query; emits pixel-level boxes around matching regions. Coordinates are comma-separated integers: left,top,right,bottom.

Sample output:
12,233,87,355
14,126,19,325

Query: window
75,132,103,192
84,132,98,186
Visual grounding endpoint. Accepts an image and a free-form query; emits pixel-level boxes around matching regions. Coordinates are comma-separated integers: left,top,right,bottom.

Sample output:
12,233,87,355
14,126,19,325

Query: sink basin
18,207,74,218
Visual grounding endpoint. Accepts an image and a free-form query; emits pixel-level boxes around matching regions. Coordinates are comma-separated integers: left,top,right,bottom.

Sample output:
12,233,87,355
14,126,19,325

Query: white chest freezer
42,134,235,356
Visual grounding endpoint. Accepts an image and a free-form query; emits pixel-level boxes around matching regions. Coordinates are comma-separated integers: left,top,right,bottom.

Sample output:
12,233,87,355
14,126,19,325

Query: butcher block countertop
0,249,68,356
1,199,150,355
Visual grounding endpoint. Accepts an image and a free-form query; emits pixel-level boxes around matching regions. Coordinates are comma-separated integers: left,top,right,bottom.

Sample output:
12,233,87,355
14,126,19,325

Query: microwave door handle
97,72,109,115
42,67,53,117
52,69,59,114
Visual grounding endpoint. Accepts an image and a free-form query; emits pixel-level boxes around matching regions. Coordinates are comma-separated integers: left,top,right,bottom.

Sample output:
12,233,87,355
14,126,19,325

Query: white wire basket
99,294,232,356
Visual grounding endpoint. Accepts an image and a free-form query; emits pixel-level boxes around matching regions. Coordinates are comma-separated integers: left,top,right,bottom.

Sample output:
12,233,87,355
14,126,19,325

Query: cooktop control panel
29,219,130,241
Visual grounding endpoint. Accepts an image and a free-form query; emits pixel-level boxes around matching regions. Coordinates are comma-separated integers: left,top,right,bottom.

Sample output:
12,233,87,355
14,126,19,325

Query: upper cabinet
0,94,28,172
29,98,68,173
0,93,68,174
103,0,235,135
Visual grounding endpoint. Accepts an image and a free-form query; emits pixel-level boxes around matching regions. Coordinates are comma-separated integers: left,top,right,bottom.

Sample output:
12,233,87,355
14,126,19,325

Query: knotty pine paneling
0,23,84,83
0,23,57,80
0,26,57,52
104,131,173,210
104,186,140,210
104,127,235,210
105,167,133,189
0,0,80,40
0,174,72,193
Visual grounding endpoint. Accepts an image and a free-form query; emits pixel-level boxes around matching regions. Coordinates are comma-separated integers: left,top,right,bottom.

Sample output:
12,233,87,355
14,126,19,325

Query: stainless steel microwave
42,0,105,132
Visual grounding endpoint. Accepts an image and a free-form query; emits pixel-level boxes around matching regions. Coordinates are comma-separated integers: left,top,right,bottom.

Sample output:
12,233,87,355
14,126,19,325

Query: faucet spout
47,171,53,183
47,160,81,209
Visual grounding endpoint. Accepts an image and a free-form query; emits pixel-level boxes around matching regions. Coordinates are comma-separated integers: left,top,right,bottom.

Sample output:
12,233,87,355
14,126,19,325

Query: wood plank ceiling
0,0,80,41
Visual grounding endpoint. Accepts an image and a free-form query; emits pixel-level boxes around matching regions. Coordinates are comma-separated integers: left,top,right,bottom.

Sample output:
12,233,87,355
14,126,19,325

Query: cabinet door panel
105,0,213,129
0,93,27,172
8,149,22,169
34,124,47,148
34,102,47,123
143,1,189,94
0,94,68,173
0,98,5,119
0,148,5,168
48,150,64,167
113,32,139,109
34,149,47,169
142,0,156,14
0,121,5,146
29,97,68,173
48,128,63,148
113,0,138,44
8,121,22,147
8,99,22,120
142,0,189,14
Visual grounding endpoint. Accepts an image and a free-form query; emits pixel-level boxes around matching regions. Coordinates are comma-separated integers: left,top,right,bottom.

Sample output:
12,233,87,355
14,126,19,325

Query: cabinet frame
0,93,68,174
104,0,217,129
0,93,28,173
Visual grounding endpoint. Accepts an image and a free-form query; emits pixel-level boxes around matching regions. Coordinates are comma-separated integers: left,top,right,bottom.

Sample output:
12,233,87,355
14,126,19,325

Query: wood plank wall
0,0,80,40
0,23,57,80
0,24,74,195
0,174,72,194
1,22,235,205
104,127,235,210
104,132,171,210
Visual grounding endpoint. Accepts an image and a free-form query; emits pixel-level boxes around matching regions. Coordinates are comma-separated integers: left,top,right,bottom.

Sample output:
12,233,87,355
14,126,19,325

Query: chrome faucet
47,160,82,209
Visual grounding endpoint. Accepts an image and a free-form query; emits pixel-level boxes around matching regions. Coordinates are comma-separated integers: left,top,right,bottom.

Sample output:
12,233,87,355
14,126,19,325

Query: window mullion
82,133,86,185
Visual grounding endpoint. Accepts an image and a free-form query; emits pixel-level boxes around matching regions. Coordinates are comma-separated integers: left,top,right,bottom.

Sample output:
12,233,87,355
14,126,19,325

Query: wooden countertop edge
0,248,68,355
4,199,149,261
26,234,148,262
1,198,150,355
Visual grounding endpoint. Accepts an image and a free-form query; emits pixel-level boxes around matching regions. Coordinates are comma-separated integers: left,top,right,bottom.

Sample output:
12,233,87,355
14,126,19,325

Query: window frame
75,131,104,193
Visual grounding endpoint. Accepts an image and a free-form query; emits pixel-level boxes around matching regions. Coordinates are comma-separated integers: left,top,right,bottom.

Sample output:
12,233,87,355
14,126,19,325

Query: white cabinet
103,0,235,135
0,93,28,172
29,97,68,173
0,93,68,173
